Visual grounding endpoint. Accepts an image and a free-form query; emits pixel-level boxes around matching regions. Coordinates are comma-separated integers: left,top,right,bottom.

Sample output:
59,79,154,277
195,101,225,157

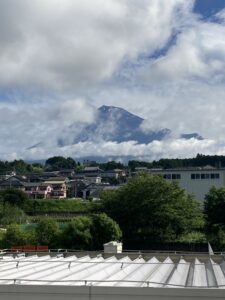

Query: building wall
0,285,224,300
149,169,225,202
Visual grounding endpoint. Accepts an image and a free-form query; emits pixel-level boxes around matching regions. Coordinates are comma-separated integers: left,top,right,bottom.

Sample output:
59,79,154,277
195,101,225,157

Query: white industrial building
0,249,225,300
149,167,225,202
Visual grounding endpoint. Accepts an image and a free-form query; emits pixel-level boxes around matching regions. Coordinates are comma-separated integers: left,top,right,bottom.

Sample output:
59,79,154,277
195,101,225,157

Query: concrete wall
0,285,224,300
150,169,225,202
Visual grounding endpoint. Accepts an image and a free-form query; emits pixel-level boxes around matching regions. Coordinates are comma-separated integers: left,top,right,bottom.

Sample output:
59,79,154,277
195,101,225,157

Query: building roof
148,167,225,172
0,253,225,289
83,167,103,172
44,177,67,184
0,177,26,187
23,182,51,188
103,185,123,191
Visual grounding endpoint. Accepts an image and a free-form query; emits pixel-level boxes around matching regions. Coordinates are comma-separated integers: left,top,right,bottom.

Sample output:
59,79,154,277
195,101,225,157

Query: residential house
24,183,52,199
44,177,68,199
0,176,27,191
101,169,127,183
70,180,88,198
82,182,108,200
39,171,60,181
75,169,102,184
83,166,103,175
58,169,75,178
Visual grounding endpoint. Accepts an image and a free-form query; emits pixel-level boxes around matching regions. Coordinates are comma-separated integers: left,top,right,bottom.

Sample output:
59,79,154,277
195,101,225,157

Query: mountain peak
99,105,116,111
28,105,203,150
98,105,144,122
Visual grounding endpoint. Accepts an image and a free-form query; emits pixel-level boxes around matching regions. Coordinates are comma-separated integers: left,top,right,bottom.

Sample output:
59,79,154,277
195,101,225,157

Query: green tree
128,160,152,172
91,213,122,250
101,174,203,242
99,161,125,171
31,163,44,173
3,224,28,247
204,186,225,228
45,156,76,170
0,202,27,225
10,159,31,173
1,189,28,209
61,217,92,250
36,218,59,247
204,187,225,249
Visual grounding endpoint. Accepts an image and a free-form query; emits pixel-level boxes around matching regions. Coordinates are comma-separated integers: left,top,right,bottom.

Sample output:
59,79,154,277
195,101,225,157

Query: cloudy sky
1,0,225,161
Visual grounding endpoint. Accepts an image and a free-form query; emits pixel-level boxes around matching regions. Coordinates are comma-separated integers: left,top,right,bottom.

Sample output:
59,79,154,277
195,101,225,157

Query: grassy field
24,198,99,213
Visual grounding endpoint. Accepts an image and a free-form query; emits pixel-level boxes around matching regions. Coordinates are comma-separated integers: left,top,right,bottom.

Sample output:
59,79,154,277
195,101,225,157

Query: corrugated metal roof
0,254,225,288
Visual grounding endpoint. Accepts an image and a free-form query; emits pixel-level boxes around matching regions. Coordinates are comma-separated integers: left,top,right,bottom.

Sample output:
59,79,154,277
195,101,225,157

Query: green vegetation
0,215,122,250
3,171,225,251
1,153,225,175
101,173,204,242
61,217,93,249
204,187,225,249
3,224,36,248
36,218,59,247
45,156,77,171
204,186,225,228
0,203,27,225
1,189,29,209
23,198,95,214
91,213,122,249
0,159,42,174
4,224,27,247
128,154,225,171
98,161,125,171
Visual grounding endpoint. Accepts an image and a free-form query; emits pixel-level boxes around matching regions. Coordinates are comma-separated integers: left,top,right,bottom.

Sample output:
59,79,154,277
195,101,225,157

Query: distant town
1,154,225,202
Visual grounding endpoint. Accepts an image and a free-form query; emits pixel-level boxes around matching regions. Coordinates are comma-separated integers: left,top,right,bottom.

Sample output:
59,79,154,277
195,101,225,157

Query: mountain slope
28,105,203,150
72,105,171,144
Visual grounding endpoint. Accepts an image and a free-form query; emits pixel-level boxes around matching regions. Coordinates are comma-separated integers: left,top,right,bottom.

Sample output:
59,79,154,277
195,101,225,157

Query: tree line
2,154,225,174
128,154,225,171
2,214,122,250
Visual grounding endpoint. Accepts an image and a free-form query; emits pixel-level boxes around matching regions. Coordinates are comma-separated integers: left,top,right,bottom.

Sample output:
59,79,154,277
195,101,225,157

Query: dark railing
123,240,209,252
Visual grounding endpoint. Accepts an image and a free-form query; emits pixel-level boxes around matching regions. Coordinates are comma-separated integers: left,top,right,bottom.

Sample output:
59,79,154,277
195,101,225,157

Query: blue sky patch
194,0,225,18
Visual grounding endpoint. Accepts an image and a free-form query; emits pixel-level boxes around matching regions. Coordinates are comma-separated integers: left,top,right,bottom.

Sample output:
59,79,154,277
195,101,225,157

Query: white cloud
142,22,225,82
0,0,225,160
215,8,225,23
0,98,96,155
0,0,194,91
9,138,225,162
57,99,96,125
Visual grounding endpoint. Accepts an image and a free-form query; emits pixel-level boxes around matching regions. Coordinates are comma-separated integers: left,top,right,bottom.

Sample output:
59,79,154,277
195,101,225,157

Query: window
163,174,181,180
172,174,181,180
191,173,200,179
163,174,171,180
191,173,220,179
211,173,220,179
